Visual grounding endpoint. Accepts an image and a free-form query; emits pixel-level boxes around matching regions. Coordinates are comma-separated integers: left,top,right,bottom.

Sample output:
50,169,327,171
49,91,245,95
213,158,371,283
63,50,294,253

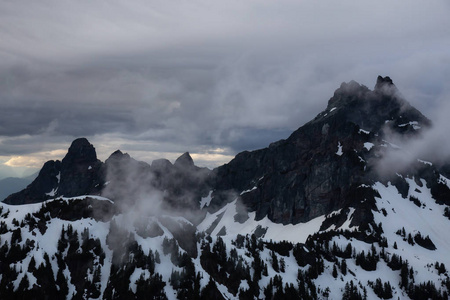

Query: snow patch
398,121,421,130
417,159,432,166
439,175,450,189
240,186,257,195
363,142,374,151
336,142,343,156
49,195,114,204
200,191,213,209
45,188,57,197
358,128,370,134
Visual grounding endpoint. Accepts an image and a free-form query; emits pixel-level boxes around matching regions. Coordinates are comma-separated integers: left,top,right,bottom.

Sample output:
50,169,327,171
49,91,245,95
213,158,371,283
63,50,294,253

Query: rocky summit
3,138,104,204
211,76,432,225
1,76,450,300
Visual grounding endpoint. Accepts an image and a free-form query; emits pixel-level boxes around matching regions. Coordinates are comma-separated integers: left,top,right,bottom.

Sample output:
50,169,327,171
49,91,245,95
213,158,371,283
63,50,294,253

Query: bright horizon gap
1,146,236,176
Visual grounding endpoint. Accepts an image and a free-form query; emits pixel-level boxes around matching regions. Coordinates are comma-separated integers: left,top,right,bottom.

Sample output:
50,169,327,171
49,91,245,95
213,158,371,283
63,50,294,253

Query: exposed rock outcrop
58,138,103,197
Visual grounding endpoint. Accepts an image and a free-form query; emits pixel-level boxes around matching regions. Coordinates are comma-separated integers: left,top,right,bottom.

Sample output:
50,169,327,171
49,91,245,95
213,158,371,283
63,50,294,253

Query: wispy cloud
376,91,450,177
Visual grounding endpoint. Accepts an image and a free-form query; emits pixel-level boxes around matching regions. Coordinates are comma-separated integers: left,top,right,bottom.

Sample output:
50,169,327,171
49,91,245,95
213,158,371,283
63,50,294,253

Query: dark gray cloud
1,0,450,173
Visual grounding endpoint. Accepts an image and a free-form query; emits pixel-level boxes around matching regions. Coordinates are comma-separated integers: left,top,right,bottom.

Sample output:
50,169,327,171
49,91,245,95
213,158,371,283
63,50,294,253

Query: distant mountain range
1,76,449,299
0,172,37,201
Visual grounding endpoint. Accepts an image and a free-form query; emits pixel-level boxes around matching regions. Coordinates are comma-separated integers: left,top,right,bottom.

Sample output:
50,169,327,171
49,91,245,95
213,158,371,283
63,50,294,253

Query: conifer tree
332,264,338,278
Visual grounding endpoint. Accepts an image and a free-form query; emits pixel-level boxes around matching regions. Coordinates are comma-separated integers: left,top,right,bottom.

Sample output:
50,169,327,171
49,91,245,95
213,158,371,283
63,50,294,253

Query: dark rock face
212,76,432,224
62,138,97,165
174,152,195,169
58,138,103,197
212,113,367,224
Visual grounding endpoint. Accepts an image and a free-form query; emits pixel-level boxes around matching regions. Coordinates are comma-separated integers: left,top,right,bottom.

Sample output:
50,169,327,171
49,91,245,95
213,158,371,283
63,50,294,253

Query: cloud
375,89,450,177
0,157,38,180
4,149,67,168
1,0,450,176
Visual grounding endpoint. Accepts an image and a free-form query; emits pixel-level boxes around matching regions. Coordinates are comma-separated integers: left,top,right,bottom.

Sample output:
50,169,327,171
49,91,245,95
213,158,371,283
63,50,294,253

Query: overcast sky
1,0,449,178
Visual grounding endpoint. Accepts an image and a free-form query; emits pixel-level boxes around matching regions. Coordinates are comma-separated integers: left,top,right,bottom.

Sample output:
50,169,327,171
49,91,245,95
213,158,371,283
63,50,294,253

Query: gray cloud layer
1,0,450,174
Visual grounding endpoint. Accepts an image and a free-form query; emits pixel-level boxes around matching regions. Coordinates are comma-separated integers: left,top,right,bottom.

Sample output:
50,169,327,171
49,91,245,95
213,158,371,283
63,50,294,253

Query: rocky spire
374,75,394,90
3,138,102,203
61,137,98,167
174,152,195,169
57,138,103,197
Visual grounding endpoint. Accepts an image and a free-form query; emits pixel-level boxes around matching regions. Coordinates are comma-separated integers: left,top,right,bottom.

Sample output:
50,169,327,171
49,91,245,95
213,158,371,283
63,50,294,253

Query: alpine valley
1,76,450,300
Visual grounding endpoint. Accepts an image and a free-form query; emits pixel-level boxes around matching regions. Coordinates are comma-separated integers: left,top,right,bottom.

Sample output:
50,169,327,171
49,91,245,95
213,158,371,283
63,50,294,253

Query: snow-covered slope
1,172,449,300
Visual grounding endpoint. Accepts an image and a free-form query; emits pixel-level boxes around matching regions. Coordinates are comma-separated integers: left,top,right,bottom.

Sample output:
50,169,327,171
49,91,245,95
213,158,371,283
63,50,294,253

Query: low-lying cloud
375,94,450,177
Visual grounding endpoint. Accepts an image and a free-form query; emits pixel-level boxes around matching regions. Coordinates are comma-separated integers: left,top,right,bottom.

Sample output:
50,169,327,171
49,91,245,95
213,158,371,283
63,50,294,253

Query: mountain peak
58,138,102,197
330,75,396,105
105,150,131,164
328,80,369,109
62,137,97,165
323,76,429,134
111,150,124,156
174,152,194,168
68,137,92,152
374,75,394,90
338,80,366,92
374,75,400,97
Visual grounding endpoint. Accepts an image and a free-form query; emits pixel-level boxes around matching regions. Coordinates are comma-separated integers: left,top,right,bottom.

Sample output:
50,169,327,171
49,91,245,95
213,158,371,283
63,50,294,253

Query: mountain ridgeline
4,76,443,225
2,76,450,300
